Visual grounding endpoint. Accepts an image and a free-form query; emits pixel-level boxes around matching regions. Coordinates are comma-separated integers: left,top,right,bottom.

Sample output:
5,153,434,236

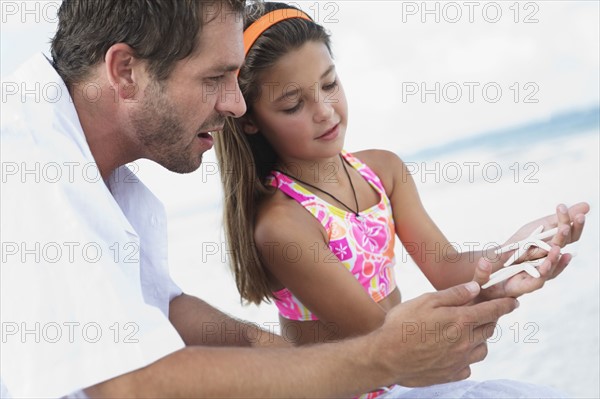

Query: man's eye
207,75,225,83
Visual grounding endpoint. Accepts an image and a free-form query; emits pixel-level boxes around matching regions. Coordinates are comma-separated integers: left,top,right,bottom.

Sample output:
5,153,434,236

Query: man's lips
197,126,224,137
196,126,224,142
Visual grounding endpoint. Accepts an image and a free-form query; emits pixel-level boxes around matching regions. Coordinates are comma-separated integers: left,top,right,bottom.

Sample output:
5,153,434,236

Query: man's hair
51,0,246,88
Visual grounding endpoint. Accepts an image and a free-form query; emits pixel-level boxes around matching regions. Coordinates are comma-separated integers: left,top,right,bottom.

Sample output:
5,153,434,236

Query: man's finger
431,281,480,307
465,322,499,347
465,297,519,327
468,341,489,365
453,366,472,382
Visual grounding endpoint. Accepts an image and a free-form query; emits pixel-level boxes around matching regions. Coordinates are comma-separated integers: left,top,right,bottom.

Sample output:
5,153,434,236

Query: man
0,0,586,397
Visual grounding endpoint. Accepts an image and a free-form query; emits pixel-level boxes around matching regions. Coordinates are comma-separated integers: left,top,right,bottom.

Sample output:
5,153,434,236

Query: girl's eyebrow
320,64,336,79
273,64,336,103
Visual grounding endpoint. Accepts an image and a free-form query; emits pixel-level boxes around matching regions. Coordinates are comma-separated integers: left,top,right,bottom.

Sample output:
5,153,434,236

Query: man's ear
105,43,144,101
241,115,259,135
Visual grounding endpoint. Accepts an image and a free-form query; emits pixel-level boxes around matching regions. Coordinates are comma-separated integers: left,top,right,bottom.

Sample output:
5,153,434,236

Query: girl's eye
323,79,338,91
283,102,302,114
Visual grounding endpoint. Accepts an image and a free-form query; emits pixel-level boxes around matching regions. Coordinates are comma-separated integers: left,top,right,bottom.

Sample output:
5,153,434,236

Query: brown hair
214,2,332,304
51,0,246,88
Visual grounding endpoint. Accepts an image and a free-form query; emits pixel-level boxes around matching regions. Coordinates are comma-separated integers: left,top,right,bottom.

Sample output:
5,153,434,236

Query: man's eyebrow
273,65,336,103
206,64,241,74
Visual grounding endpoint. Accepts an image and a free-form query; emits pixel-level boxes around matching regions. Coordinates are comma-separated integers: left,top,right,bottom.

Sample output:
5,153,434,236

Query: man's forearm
87,292,388,397
169,293,289,347
86,283,518,397
85,337,386,398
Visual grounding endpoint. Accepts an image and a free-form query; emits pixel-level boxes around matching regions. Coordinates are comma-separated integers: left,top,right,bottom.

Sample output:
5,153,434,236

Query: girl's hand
498,202,589,265
473,251,571,300
473,202,589,300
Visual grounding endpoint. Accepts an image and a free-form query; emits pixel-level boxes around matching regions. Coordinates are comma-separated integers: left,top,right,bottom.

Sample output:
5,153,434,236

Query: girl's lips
317,123,340,140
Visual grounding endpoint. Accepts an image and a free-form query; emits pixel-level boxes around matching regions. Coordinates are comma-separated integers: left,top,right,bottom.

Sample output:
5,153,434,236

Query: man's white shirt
0,54,185,397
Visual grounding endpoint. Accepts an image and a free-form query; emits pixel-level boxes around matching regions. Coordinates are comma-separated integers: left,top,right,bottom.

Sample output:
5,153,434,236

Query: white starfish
482,258,545,289
495,225,558,267
481,225,560,289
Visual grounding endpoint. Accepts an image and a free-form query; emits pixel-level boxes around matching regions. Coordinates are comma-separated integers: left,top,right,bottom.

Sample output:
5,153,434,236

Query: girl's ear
241,116,259,135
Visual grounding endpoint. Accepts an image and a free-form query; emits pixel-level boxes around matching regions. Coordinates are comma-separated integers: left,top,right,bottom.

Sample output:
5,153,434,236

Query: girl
215,2,587,349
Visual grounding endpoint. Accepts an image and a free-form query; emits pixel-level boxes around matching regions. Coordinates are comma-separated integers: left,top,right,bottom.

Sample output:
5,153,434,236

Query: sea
148,106,599,398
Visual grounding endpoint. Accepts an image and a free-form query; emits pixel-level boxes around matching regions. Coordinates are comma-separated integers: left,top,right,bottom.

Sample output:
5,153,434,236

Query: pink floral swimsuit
268,151,398,399
268,150,397,321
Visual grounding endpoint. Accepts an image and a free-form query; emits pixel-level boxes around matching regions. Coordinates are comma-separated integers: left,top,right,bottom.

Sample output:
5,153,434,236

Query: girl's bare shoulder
352,149,406,194
255,189,326,244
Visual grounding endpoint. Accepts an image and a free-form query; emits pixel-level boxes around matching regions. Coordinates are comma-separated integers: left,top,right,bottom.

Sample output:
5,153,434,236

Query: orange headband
243,9,312,57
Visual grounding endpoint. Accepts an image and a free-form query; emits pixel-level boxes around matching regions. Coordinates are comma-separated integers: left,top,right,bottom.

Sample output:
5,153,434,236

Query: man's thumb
434,281,480,306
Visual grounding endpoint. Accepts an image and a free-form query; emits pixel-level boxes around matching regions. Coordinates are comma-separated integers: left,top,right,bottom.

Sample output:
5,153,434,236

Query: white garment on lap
380,380,566,399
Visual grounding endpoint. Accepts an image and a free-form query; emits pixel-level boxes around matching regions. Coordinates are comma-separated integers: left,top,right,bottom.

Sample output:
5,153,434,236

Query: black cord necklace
274,154,362,219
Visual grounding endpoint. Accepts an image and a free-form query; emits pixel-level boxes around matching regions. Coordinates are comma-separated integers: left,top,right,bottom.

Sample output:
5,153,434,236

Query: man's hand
372,282,518,387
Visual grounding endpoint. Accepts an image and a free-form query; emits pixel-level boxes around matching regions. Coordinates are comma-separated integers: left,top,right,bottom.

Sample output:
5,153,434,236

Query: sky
2,1,599,155
321,1,599,153
3,0,597,194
